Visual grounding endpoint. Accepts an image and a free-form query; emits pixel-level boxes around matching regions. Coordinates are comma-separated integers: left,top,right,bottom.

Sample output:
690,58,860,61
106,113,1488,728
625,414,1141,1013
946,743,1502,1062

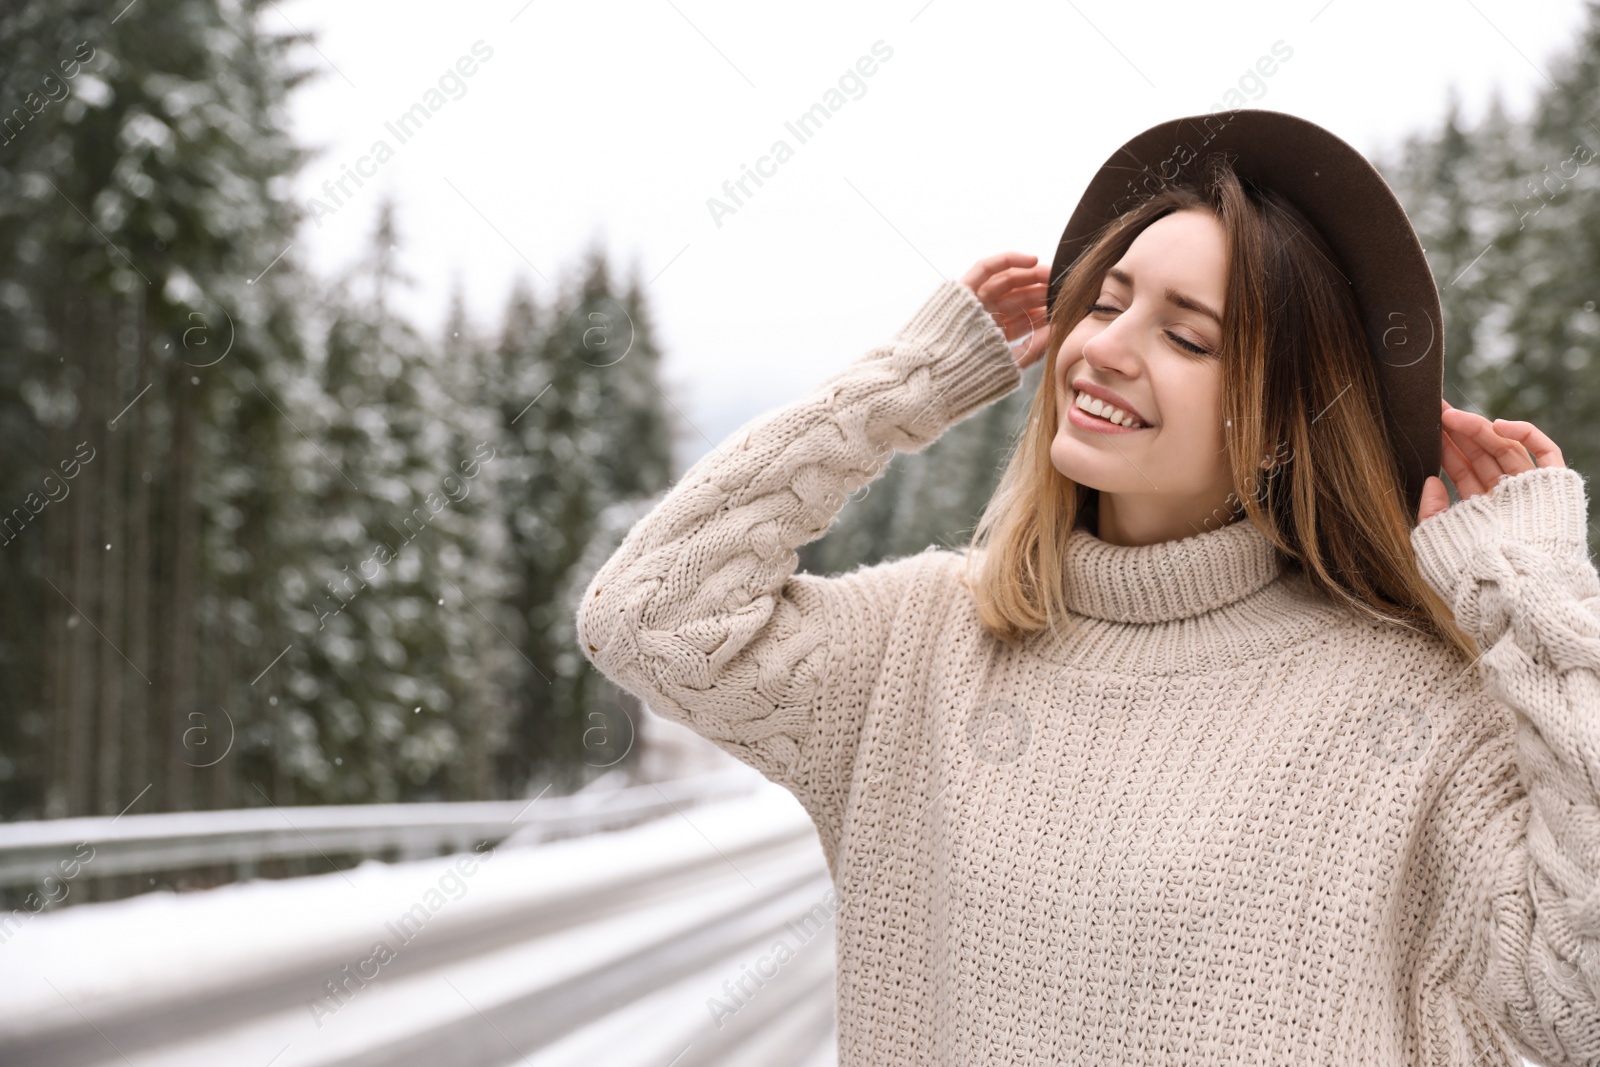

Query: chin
1047,431,1113,491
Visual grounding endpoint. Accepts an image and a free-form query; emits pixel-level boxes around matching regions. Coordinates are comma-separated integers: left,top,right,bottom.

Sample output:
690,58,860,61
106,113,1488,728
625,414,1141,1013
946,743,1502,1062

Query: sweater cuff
888,279,1024,425
1411,465,1592,604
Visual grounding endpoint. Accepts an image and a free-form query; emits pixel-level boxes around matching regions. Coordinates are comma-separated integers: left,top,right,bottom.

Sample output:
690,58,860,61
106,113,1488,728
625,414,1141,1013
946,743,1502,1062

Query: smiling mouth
1070,388,1149,429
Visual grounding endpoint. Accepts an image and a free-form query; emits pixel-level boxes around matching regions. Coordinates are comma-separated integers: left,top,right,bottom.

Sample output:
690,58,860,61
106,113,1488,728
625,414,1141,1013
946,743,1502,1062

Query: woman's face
1049,207,1238,546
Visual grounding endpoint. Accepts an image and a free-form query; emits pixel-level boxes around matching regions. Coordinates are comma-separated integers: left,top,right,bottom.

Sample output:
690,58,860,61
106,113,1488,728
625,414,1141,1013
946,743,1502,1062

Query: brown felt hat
1046,108,1443,518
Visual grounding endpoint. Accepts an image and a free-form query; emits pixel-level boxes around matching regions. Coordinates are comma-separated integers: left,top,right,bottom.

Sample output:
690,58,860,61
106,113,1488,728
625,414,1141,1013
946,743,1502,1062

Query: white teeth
1074,390,1143,428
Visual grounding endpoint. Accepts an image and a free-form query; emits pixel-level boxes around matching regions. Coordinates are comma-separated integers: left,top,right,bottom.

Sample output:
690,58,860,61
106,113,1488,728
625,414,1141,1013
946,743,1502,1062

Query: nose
1078,308,1142,378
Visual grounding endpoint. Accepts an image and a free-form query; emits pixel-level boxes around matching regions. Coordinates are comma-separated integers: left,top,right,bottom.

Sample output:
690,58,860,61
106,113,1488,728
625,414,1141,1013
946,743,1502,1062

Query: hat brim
1047,108,1443,519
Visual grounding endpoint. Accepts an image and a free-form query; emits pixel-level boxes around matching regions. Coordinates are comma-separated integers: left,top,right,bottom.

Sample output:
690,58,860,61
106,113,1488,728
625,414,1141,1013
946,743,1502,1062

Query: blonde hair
961,154,1478,662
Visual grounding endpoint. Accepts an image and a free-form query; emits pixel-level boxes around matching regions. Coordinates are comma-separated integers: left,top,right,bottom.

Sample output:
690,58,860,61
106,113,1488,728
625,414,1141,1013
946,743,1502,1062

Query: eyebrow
1105,267,1223,327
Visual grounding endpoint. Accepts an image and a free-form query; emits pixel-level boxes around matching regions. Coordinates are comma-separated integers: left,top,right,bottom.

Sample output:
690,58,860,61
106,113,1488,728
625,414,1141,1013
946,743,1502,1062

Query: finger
995,303,1048,338
1441,404,1531,485
1438,425,1486,499
1445,400,1562,471
1490,418,1565,469
986,302,1045,334
991,308,1021,338
985,279,1051,316
1454,406,1542,477
973,271,1050,316
1417,474,1451,524
974,262,1049,291
1013,321,1052,369
959,253,1030,293
1440,398,1536,483
959,252,1040,294
993,303,1047,359
990,310,1026,342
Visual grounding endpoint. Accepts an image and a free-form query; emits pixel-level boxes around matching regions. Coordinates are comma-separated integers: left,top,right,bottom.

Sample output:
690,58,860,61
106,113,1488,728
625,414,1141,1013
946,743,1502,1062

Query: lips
1068,379,1145,428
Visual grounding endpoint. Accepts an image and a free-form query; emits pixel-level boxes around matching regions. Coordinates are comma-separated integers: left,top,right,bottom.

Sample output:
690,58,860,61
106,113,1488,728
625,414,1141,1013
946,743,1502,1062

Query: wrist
894,279,1023,427
1411,466,1591,602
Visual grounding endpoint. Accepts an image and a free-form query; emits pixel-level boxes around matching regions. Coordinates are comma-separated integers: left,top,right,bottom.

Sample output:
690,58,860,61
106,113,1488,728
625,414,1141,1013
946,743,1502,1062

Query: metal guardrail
0,767,765,888
0,768,838,1067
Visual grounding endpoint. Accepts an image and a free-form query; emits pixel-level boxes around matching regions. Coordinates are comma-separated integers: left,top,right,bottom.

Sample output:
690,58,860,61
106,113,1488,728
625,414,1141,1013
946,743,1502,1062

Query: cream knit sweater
575,280,1600,1066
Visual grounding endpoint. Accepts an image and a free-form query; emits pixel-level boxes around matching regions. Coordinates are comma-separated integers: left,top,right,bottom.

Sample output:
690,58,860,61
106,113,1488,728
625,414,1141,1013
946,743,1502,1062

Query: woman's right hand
959,252,1052,369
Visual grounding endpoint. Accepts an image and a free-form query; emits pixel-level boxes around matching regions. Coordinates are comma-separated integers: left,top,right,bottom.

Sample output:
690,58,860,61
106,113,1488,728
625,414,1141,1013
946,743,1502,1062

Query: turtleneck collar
1062,516,1287,624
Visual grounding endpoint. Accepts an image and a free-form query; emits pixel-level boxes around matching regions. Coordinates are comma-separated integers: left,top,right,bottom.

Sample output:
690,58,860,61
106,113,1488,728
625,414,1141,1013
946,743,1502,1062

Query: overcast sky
273,0,1590,473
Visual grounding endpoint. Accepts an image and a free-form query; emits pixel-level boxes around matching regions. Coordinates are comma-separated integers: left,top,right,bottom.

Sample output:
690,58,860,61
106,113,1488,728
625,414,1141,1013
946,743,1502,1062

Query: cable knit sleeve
574,280,1021,861
1408,464,1600,1066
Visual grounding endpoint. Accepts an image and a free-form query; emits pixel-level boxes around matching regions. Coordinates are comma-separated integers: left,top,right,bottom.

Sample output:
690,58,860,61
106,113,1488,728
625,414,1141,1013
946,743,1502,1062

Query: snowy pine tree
0,0,319,821
257,201,509,804
488,243,676,792
1378,5,1600,523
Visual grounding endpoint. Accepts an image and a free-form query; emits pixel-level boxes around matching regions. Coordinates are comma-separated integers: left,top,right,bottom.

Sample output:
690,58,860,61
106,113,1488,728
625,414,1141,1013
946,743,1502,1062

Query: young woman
576,111,1600,1065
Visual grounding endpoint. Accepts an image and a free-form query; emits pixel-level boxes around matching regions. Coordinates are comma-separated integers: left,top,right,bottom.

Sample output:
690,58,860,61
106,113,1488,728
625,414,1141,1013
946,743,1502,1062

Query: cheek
1053,324,1092,388
1156,369,1227,457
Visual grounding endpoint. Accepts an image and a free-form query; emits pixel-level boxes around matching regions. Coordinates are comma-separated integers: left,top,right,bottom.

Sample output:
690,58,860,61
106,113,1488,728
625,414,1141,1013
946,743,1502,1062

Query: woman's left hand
1417,397,1567,524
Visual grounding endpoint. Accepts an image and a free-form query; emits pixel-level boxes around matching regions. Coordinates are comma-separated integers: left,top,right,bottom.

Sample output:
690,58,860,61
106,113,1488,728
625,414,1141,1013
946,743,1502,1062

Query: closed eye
1086,302,1212,356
